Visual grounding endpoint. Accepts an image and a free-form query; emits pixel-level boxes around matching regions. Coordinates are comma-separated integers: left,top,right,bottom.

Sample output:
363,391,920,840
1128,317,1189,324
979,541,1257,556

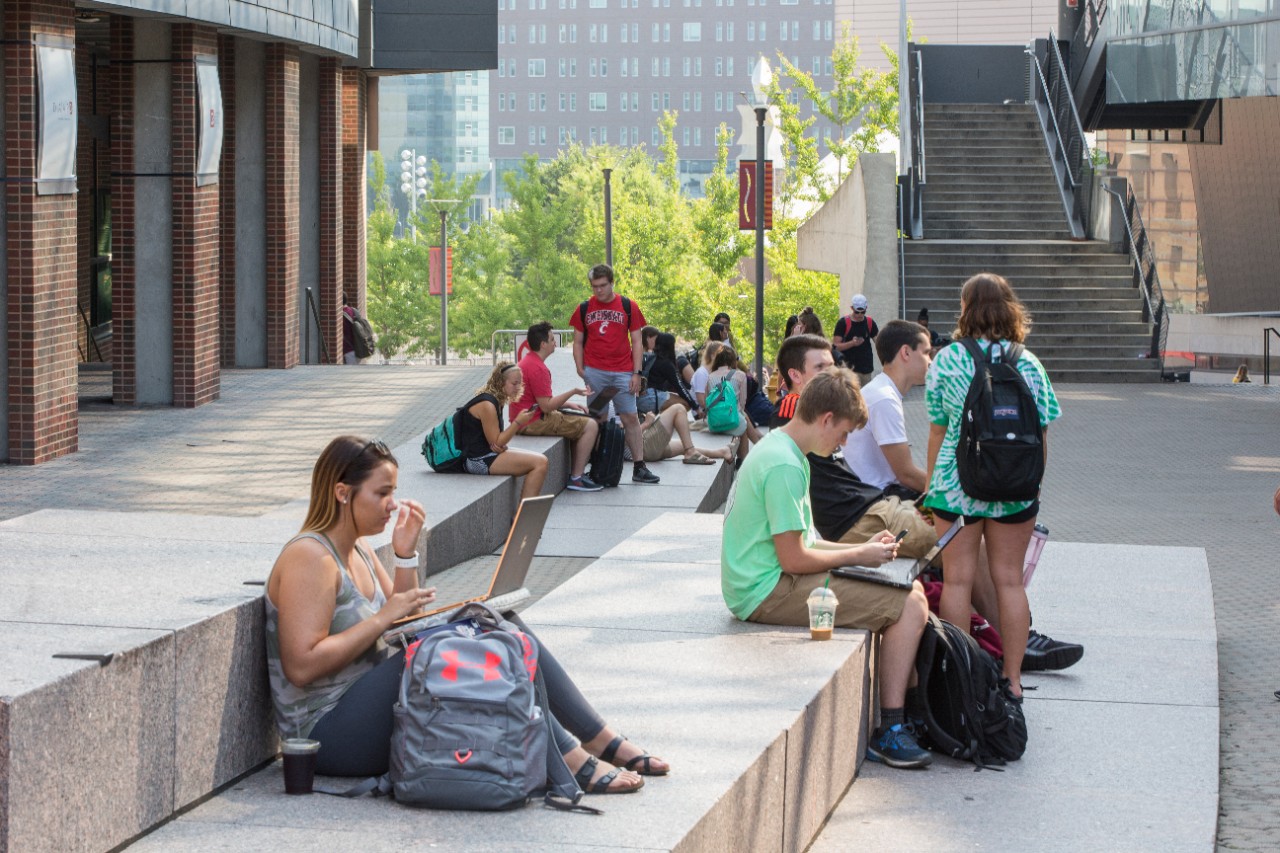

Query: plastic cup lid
281,738,321,754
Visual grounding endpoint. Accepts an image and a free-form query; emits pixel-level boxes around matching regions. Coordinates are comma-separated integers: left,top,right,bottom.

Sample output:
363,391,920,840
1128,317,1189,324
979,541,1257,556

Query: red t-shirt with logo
509,351,551,425
569,295,647,373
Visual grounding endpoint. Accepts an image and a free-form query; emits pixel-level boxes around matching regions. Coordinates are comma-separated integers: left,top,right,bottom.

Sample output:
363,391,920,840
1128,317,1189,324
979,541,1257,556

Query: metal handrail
1101,182,1169,373
1027,47,1076,189
897,181,907,317
1266,327,1280,385
490,328,575,364
913,49,926,184
1047,32,1091,145
1069,0,1109,88
303,287,332,365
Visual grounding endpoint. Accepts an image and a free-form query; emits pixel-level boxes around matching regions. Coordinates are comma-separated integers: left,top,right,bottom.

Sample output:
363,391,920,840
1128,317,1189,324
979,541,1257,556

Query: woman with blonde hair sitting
452,362,548,500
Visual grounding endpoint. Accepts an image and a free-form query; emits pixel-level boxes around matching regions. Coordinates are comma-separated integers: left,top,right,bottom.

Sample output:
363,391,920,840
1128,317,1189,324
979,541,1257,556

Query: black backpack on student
955,338,1044,503
589,420,626,487
349,308,376,359
914,614,1027,768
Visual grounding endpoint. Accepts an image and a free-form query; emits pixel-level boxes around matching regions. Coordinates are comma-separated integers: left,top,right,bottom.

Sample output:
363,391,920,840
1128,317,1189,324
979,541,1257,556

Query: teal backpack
421,413,463,472
705,370,741,433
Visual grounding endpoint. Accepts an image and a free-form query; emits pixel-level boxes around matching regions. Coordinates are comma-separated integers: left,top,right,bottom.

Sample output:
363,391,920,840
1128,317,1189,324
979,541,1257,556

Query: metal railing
1101,182,1170,374
1265,327,1280,385
303,287,332,365
1028,33,1096,235
1069,0,1109,88
490,328,575,364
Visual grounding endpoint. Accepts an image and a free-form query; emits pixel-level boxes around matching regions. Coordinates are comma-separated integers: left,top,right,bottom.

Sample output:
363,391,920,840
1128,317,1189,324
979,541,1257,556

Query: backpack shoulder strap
958,337,988,367
578,300,589,329
621,295,632,325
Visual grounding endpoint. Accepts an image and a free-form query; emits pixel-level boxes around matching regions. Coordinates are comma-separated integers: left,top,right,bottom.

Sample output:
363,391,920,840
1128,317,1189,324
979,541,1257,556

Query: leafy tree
691,123,752,282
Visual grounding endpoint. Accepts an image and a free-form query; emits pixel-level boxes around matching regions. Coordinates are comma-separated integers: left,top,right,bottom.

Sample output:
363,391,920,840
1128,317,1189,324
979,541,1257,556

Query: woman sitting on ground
704,346,763,460
648,332,698,413
264,436,668,789
629,403,735,465
691,340,724,416
454,362,548,500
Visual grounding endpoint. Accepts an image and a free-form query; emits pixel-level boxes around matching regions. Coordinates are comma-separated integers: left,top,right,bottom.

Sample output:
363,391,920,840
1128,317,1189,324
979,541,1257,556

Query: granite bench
126,512,879,853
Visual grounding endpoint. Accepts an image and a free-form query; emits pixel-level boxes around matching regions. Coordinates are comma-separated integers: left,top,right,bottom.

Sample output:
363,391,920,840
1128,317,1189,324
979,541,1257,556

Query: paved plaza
3,364,1277,849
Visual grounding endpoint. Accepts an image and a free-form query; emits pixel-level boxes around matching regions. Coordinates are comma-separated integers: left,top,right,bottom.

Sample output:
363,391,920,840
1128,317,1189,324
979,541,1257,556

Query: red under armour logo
440,650,503,682
455,749,472,764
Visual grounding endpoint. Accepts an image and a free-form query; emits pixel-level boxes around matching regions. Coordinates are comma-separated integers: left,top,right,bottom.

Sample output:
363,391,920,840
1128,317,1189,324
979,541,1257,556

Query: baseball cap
851,295,868,310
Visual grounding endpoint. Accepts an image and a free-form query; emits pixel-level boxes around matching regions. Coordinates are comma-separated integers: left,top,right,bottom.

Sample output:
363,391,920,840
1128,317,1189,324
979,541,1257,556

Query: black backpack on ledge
914,614,1027,769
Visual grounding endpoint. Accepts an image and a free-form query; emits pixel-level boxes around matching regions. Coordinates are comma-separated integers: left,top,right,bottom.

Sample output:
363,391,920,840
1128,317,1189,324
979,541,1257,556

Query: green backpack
421,413,463,472
705,370,741,433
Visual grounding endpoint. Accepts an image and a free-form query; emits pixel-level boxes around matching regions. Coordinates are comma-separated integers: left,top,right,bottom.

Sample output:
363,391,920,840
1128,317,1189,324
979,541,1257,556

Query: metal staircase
902,102,1164,383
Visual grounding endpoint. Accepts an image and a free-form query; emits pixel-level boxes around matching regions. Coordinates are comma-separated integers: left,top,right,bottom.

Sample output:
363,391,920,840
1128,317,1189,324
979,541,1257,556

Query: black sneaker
866,724,932,769
1022,630,1084,672
566,474,604,492
632,464,660,484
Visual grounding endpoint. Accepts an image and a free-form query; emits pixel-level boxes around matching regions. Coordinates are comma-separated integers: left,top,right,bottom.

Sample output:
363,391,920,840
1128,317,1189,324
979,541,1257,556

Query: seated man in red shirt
510,321,603,492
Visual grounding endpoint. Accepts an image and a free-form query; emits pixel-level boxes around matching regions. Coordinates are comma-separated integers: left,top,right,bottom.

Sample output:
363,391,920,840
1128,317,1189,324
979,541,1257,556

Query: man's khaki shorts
838,496,936,560
749,570,908,633
520,410,588,441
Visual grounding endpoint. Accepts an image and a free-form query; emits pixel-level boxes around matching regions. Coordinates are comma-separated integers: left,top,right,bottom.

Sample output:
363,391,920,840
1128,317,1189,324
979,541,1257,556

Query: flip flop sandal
682,451,716,465
573,755,643,794
599,735,671,777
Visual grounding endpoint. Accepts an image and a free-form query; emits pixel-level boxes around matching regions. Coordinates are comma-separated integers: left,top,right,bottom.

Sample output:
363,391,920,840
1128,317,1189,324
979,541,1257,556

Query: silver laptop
830,516,965,589
382,494,554,644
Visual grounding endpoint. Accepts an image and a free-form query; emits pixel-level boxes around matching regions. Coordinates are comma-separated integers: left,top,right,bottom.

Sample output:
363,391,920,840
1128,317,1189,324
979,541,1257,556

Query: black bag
955,338,1044,502
914,614,1027,769
589,420,626,487
349,309,376,359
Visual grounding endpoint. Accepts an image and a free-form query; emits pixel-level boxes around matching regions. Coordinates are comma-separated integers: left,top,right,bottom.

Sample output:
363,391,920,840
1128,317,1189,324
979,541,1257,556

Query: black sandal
599,734,670,777
572,755,643,794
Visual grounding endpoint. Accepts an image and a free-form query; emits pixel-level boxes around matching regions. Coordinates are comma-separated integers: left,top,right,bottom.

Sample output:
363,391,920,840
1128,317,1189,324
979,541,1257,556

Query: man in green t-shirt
721,367,932,769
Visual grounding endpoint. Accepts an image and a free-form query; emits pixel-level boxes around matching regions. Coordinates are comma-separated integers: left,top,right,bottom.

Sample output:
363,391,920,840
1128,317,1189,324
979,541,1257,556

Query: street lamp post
399,149,428,238
420,199,456,365
753,105,766,389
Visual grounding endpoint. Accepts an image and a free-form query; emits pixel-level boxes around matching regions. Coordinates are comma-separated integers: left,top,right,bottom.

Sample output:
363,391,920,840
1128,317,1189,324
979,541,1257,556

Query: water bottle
1022,523,1049,587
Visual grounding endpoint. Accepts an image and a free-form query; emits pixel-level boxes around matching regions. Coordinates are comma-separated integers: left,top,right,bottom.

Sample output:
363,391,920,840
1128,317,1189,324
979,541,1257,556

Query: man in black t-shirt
832,294,879,386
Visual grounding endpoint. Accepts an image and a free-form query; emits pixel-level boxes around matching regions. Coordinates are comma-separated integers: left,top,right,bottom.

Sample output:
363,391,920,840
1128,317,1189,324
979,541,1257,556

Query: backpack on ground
321,603,597,814
705,370,741,434
589,420,626,486
421,412,464,473
349,308,376,359
955,338,1044,503
914,613,1027,769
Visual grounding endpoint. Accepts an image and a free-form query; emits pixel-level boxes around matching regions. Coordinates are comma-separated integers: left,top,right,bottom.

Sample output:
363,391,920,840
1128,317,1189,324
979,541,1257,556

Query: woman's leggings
308,613,607,777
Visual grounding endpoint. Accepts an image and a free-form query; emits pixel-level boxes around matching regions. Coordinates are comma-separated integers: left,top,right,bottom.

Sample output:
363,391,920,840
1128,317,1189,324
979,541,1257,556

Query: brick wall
265,43,299,369
170,24,220,406
4,0,79,463
218,34,237,368
341,67,366,313
318,57,343,363
110,14,137,404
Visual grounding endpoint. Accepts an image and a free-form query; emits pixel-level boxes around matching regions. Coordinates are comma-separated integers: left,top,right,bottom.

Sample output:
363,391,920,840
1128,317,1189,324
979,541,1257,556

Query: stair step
903,239,1123,255
924,229,1076,240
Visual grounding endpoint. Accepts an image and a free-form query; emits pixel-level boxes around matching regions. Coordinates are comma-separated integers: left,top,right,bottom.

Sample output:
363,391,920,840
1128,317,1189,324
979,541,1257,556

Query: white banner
35,35,77,195
195,56,223,186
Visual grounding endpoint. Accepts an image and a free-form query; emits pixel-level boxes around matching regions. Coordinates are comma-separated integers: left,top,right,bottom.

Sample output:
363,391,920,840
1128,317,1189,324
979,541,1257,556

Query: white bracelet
394,551,419,570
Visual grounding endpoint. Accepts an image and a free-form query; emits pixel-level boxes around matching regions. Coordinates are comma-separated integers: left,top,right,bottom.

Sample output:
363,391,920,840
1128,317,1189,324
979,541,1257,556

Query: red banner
738,161,774,230
428,247,453,295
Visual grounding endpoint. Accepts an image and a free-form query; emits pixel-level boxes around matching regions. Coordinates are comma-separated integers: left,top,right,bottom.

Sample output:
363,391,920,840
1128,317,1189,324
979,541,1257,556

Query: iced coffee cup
807,587,838,641
281,738,321,794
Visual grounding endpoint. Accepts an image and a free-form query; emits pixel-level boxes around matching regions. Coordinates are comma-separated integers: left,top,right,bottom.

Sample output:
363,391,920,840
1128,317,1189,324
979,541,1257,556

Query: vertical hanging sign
195,56,224,186
737,161,774,230
428,247,453,295
35,33,77,195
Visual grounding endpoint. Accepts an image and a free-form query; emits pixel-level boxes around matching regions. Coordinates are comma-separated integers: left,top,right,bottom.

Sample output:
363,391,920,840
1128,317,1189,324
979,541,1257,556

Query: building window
652,57,660,76
812,20,820,39
682,127,689,144
715,57,723,76
747,22,754,40
529,59,546,76
559,58,567,76
559,126,567,144
780,23,787,41
632,126,639,144
499,27,506,44
622,60,629,77
682,92,690,110
530,127,537,144
570,92,577,110
601,58,608,76
824,20,832,39
695,57,701,75
812,56,820,74
498,93,505,111
727,22,733,39
726,57,733,76
590,92,608,110
560,24,568,42
601,24,608,42
590,127,598,144
663,57,670,75
600,127,608,143
529,94,537,110
529,24,537,42
683,57,691,76
570,24,577,42
632,23,638,42
590,58,597,76
590,0,606,5
716,22,723,41
652,92,660,110
714,91,722,110
621,25,628,43
694,91,702,110
694,127,701,145
663,91,671,108
570,58,577,76
652,23,660,41
632,57,638,76
652,127,660,145
590,24,597,42
559,93,567,110
621,93,628,111
760,22,766,39
791,20,798,39
663,23,670,41
632,92,639,109
540,93,547,110
683,22,701,41
499,126,515,144
540,126,547,144
510,58,517,76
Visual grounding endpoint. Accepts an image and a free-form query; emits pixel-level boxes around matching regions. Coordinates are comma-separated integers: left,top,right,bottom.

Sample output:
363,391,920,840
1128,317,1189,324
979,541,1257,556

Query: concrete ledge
128,513,876,853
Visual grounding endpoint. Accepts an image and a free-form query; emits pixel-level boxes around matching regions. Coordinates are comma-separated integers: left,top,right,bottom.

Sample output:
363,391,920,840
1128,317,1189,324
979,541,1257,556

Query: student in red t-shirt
569,263,660,485
510,321,603,492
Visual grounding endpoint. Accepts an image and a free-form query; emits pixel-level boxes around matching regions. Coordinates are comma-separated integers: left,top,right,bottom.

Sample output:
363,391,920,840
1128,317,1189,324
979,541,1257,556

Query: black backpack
914,614,1027,769
349,308,376,359
589,420,626,487
955,338,1044,503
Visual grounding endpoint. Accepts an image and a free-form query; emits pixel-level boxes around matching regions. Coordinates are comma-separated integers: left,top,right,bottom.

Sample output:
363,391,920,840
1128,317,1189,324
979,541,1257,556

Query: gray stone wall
234,39,268,368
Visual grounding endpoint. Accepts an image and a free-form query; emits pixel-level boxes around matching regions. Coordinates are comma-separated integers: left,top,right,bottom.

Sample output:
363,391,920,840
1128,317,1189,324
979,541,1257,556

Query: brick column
110,15,137,404
264,43,299,369
4,0,79,463
170,24,220,406
341,67,366,312
317,57,343,363
217,34,236,368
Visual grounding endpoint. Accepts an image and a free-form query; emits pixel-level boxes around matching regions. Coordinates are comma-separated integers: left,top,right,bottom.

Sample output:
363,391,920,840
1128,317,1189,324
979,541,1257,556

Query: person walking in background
510,322,603,493
570,263,660,484
832,294,878,386
917,307,947,356
924,273,1062,699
